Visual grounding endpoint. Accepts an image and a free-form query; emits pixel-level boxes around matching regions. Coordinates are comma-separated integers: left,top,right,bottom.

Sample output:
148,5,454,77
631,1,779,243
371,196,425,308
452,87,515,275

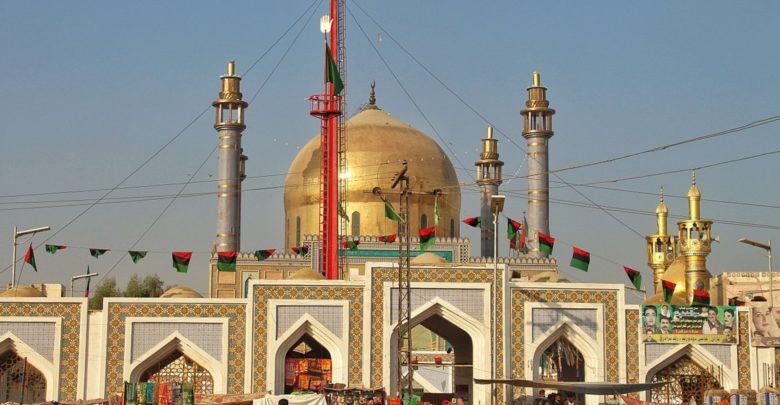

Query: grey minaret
475,126,503,257
212,61,248,252
521,72,555,258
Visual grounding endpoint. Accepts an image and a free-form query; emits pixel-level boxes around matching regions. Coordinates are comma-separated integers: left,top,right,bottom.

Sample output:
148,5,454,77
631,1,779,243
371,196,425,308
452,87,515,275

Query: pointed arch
643,344,735,389
272,314,346,394
0,332,56,400
128,332,225,394
529,318,602,383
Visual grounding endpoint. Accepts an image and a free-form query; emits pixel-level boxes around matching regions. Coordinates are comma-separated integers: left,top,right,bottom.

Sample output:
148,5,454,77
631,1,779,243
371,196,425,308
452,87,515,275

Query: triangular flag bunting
624,267,642,290
292,245,310,256
254,249,276,261
90,248,109,258
382,197,401,222
24,244,37,272
341,241,360,251
419,226,436,251
217,251,237,272
570,247,590,272
538,232,555,255
326,44,344,95
378,234,397,243
662,280,677,304
692,289,710,306
45,244,67,254
128,251,147,264
172,252,192,273
462,217,481,228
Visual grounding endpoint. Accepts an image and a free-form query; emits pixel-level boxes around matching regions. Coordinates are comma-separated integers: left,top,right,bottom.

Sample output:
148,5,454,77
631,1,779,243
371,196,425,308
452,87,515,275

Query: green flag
128,251,147,264
419,226,436,251
217,251,237,272
254,249,276,261
326,44,344,95
383,197,401,221
90,248,109,258
45,244,67,254
172,252,192,273
341,240,360,251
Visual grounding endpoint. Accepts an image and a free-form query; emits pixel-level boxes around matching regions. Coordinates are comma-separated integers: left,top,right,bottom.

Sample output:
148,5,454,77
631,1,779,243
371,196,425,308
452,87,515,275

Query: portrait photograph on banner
749,303,780,347
641,304,737,344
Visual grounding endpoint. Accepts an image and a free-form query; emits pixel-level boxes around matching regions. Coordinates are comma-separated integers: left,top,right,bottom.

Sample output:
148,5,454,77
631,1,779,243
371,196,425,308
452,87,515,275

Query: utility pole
392,161,412,401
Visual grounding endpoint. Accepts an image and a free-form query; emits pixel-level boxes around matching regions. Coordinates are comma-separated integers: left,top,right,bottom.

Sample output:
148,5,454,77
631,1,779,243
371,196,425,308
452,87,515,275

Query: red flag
24,244,37,272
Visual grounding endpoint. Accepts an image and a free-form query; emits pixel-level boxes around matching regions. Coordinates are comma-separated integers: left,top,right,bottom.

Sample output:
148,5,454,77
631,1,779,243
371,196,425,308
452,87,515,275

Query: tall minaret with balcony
646,188,677,293
475,126,503,257
678,173,713,302
212,61,248,252
521,72,555,258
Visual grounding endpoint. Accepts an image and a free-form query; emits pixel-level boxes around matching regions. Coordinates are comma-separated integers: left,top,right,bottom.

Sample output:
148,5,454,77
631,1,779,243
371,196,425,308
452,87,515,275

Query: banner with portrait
748,303,780,347
640,304,738,344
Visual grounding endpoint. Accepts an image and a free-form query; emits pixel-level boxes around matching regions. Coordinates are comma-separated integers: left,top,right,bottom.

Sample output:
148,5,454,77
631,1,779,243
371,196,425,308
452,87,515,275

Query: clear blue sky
1,1,778,297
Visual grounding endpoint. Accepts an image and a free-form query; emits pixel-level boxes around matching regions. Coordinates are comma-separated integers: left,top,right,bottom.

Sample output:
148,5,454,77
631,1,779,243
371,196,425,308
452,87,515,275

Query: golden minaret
646,188,676,293
678,172,713,303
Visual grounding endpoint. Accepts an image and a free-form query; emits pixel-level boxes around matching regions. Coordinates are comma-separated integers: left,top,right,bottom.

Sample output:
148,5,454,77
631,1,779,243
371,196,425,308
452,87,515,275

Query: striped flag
217,251,237,272
172,252,192,273
570,247,590,272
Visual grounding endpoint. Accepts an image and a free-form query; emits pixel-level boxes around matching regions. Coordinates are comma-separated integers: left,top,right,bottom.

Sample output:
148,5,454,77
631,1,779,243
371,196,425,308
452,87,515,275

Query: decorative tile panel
276,305,343,339
0,321,56,362
625,309,639,384
390,288,484,323
700,344,731,366
105,303,246,395
738,312,750,389
253,285,363,394
0,302,83,400
131,322,223,363
645,343,676,365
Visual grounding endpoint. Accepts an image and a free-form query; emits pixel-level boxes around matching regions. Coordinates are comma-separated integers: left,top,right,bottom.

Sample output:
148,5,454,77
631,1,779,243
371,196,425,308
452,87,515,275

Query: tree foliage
88,274,165,310
88,277,121,310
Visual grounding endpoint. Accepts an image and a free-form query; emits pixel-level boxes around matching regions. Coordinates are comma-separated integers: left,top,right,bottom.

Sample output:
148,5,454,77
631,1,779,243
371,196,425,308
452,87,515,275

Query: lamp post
71,273,99,297
11,226,50,288
739,238,773,307
490,195,505,405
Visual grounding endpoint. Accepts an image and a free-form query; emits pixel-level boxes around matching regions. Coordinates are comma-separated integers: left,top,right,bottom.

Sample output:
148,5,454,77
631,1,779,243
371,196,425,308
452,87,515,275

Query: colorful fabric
182,383,194,405
692,289,710,306
378,234,397,243
538,232,555,255
254,249,276,261
129,250,147,263
419,226,436,251
172,251,192,273
45,244,66,254
462,217,481,228
125,382,137,405
24,243,37,272
158,382,172,405
570,247,590,272
90,248,109,258
146,382,156,405
662,280,677,303
624,266,642,290
217,251,237,272
507,218,522,240
341,240,360,251
138,382,147,405
326,44,344,95
383,196,401,221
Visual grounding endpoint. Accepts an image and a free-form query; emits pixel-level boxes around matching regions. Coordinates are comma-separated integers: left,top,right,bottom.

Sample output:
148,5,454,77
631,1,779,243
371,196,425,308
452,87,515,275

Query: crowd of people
530,390,579,405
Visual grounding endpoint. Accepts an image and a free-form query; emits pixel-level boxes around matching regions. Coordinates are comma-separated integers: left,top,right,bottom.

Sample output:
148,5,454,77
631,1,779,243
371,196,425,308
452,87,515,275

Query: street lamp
71,272,99,297
11,226,50,288
490,195,505,405
739,238,773,307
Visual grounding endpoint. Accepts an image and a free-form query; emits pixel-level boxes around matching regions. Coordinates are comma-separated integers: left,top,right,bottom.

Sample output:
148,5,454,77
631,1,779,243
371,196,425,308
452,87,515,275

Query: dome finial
369,81,376,106
660,186,664,203
691,170,696,185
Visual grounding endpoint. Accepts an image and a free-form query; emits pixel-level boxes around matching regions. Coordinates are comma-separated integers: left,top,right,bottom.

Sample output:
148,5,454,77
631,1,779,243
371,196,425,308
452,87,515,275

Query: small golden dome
160,285,203,298
655,188,668,215
284,96,461,249
688,172,700,199
289,267,326,280
0,285,44,298
410,252,448,265
643,256,688,305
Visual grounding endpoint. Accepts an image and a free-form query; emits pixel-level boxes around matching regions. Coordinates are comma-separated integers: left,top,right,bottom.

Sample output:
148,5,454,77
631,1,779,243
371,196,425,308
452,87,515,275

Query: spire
688,171,701,221
476,125,504,257
655,187,668,235
363,81,380,110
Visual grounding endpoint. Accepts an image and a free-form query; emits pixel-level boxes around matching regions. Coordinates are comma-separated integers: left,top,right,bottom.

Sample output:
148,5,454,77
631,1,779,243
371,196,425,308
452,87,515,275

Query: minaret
678,173,713,302
212,61,248,252
475,126,503,257
646,188,676,293
521,72,555,258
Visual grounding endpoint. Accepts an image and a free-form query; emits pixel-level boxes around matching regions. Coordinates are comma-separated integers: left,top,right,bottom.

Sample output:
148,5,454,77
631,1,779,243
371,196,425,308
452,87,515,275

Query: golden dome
160,285,203,298
0,285,44,298
284,99,461,249
288,267,326,280
643,256,688,305
410,252,449,265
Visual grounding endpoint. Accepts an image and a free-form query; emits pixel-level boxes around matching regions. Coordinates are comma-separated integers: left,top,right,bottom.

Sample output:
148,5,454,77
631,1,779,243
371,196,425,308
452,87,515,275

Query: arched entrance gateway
650,356,721,405
537,338,585,404
0,351,46,403
283,334,332,394
140,351,214,394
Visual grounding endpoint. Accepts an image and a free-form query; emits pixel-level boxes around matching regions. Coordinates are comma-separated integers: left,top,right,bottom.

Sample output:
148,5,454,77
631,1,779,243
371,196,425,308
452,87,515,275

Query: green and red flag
462,217,481,228
45,244,67,254
419,226,436,251
570,247,590,272
90,248,109,258
254,249,276,261
662,280,677,303
538,232,555,255
378,234,397,243
128,251,147,264
292,245,309,256
341,240,360,251
326,44,344,95
624,266,642,290
692,289,710,306
382,197,401,222
172,252,192,273
217,251,237,272
520,216,529,253
507,218,522,240
24,243,37,272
